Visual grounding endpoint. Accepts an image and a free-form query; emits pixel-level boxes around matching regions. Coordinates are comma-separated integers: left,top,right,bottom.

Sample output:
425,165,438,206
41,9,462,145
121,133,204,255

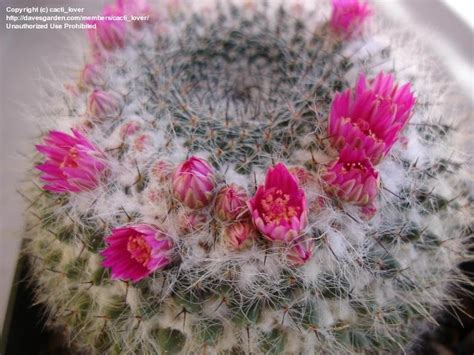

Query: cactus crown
23,1,472,354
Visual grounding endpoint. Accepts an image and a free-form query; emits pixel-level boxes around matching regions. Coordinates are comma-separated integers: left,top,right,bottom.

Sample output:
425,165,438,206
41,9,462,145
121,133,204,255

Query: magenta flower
172,156,216,209
329,72,415,164
248,163,307,242
223,221,256,250
36,129,107,193
87,4,126,51
102,224,174,282
330,0,372,38
87,89,121,120
214,184,248,221
322,147,379,205
357,71,416,127
286,237,315,266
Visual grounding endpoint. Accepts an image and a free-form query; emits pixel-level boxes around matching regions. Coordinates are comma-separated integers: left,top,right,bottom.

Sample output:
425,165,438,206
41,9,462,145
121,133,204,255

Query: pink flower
248,163,307,242
223,221,255,250
322,147,379,205
214,184,248,221
87,89,121,120
330,0,372,38
87,4,126,51
286,237,315,266
329,72,415,164
172,156,216,209
36,129,107,193
102,224,174,282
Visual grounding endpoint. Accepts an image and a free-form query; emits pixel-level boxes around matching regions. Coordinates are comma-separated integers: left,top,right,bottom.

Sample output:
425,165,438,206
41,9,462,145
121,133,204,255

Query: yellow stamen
127,235,152,267
261,189,299,224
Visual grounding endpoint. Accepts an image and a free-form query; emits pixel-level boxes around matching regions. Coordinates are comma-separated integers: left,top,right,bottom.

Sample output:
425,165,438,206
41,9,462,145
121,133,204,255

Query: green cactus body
23,1,472,354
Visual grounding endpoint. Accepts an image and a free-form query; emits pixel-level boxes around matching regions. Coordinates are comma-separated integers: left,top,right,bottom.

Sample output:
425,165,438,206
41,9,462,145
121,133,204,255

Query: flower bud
178,211,208,234
87,89,121,120
87,4,127,51
118,0,152,29
223,222,255,250
79,63,102,88
172,156,216,209
330,0,372,38
214,184,248,221
286,237,315,266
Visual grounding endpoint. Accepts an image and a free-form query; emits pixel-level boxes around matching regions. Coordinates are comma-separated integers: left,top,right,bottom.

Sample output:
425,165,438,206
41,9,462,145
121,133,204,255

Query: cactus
22,0,473,354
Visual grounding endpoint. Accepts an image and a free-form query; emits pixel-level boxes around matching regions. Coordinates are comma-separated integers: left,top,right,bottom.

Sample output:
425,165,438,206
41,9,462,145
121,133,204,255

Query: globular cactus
23,0,473,354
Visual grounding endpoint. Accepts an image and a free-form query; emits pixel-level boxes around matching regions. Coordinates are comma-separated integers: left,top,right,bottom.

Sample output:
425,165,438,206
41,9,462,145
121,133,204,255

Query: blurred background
0,0,472,353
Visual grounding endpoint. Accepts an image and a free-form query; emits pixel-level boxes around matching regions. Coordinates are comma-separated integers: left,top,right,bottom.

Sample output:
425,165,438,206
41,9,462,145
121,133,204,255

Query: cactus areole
24,0,472,354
